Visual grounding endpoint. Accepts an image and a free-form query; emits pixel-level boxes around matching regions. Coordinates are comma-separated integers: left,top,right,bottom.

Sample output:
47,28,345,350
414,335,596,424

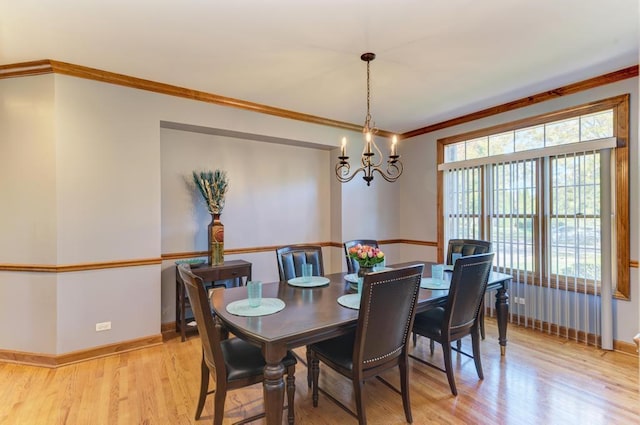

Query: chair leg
471,328,484,380
429,338,435,355
412,331,417,347
353,379,367,425
456,339,462,350
400,356,413,423
306,346,312,388
286,365,296,425
311,355,320,407
479,304,486,340
442,341,458,396
195,355,209,420
213,383,227,425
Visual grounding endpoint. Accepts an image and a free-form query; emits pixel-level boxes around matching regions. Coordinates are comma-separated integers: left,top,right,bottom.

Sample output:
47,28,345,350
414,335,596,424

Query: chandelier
335,52,403,186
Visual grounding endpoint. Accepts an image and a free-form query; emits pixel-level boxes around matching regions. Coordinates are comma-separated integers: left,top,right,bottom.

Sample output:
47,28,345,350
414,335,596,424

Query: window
549,153,602,285
443,109,614,162
437,95,629,300
489,159,538,277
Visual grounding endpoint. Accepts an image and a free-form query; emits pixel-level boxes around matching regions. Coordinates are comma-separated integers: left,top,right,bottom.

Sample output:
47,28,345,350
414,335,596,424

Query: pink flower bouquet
347,244,385,268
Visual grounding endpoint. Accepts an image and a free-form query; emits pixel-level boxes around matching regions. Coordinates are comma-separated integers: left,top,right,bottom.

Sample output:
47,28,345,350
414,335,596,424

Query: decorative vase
357,265,374,294
357,265,375,278
208,213,224,265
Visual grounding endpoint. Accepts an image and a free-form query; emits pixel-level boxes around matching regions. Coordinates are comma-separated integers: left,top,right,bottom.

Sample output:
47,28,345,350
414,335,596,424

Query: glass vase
357,265,374,294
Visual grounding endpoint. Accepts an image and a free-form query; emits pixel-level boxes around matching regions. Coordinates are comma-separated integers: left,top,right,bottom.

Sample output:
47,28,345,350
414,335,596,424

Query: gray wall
1,70,637,356
0,72,399,354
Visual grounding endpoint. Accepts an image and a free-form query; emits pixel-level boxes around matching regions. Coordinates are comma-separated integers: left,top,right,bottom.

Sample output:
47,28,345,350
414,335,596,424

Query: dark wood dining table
210,261,511,425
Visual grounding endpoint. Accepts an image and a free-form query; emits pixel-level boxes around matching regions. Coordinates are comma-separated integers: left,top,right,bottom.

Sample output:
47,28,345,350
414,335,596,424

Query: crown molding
1,60,636,140
0,59,375,135
401,65,639,139
0,59,53,78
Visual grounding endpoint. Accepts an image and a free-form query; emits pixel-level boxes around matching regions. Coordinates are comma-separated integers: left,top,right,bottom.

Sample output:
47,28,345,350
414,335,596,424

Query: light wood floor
1,320,638,425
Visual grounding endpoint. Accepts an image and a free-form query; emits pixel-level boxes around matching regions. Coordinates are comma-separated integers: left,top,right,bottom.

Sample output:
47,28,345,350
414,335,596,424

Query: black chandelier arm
335,157,403,185
335,161,364,183
371,159,403,183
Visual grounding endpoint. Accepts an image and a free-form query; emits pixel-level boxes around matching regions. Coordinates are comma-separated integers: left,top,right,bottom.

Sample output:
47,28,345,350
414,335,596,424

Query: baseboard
613,339,639,356
3,320,634,368
484,315,638,357
0,334,163,368
161,321,179,341
0,348,58,367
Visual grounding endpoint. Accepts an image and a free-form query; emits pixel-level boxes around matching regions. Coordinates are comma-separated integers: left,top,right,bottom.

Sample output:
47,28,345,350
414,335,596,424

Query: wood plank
1,320,637,424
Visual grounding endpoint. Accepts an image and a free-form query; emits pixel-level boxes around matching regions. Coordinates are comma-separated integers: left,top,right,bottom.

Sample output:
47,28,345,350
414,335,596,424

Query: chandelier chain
365,60,371,130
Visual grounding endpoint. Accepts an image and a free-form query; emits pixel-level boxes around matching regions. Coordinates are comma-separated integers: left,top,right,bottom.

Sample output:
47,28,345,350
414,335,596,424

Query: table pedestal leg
495,283,509,355
263,348,286,425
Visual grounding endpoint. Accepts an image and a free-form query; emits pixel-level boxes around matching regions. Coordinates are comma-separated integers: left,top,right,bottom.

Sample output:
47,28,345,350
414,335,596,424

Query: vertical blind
442,144,614,347
444,166,481,241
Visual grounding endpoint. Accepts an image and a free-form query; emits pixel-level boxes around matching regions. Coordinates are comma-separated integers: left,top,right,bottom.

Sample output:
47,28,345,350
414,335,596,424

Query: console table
175,259,252,341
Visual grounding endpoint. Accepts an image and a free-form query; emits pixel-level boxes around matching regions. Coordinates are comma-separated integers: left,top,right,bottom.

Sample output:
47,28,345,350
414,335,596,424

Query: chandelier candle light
336,52,403,186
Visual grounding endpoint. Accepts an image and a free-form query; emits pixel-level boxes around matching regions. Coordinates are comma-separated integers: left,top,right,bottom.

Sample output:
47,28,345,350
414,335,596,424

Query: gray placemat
287,276,330,287
420,278,450,290
345,267,393,284
226,298,286,317
344,273,358,283
337,294,361,310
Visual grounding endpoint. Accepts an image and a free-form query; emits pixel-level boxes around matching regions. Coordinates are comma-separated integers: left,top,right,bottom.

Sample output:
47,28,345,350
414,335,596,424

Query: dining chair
309,264,424,425
410,253,494,396
343,239,379,274
446,239,492,265
177,264,298,425
276,244,325,281
275,244,325,387
446,239,493,343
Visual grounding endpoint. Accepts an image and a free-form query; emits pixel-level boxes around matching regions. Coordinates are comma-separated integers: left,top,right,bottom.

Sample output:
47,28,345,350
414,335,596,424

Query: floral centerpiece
193,170,229,265
348,244,385,269
348,244,385,293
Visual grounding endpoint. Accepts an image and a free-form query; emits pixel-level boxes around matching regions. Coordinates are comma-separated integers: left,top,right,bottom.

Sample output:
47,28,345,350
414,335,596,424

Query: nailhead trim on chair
362,274,421,365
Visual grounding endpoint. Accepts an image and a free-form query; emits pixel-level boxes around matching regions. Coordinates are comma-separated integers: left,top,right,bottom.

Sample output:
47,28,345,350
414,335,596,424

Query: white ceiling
1,0,638,133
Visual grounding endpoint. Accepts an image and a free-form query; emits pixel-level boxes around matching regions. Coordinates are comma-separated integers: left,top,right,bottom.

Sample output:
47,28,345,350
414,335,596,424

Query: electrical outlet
96,321,111,332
